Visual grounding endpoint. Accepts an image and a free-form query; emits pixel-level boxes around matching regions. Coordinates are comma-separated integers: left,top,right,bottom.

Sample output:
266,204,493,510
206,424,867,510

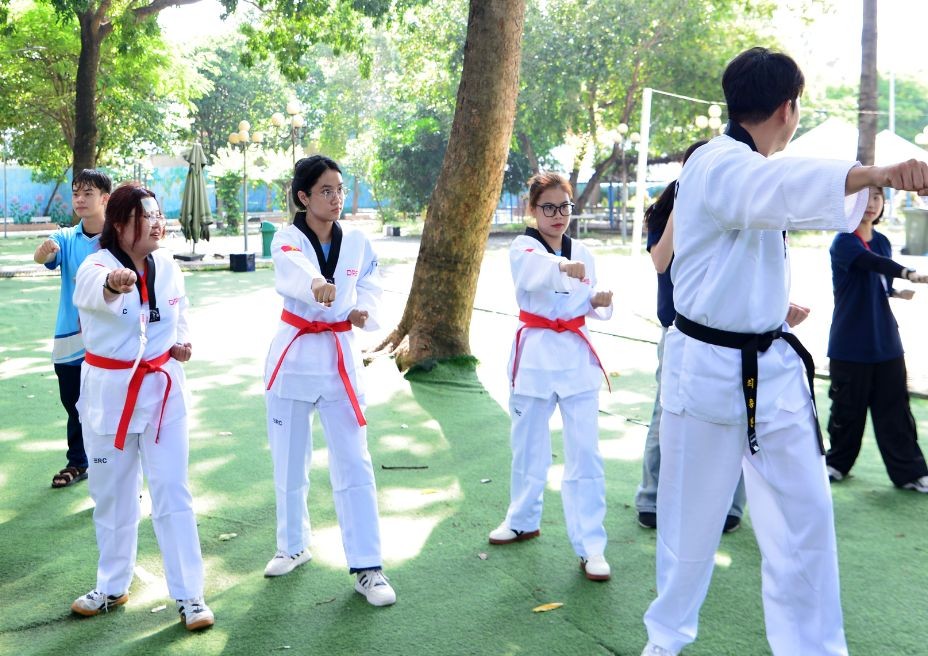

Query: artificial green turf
1,269,926,656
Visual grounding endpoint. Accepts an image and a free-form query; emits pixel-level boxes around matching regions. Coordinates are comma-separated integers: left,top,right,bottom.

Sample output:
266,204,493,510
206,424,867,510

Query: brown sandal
51,466,88,488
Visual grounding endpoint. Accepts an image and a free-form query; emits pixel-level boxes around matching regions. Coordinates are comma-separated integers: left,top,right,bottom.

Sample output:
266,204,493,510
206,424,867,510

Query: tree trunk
857,0,878,165
377,0,526,370
575,143,620,213
73,9,106,177
517,132,539,173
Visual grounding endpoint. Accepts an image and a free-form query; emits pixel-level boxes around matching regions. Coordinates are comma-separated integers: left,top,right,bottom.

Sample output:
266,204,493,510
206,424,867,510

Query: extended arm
649,212,674,274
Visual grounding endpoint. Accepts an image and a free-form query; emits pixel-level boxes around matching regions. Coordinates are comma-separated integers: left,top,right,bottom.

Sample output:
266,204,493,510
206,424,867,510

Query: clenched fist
311,278,336,306
591,290,613,309
559,260,586,280
170,342,192,362
348,309,369,328
107,268,138,294
33,239,59,264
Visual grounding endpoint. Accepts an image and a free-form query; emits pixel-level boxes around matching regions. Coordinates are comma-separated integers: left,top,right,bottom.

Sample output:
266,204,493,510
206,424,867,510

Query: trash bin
230,253,255,272
903,208,928,256
260,221,278,258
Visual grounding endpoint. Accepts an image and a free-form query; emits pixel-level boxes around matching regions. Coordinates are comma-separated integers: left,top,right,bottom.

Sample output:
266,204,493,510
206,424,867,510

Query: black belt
674,314,824,455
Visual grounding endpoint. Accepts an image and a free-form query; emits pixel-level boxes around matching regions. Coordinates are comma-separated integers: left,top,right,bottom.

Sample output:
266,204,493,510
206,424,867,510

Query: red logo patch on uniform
346,268,359,277
168,297,180,305
524,248,535,252
582,277,591,285
281,245,301,253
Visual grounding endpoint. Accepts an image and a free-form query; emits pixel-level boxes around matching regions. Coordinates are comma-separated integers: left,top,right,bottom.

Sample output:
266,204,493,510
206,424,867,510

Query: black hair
644,140,707,233
870,187,886,225
722,47,804,125
72,169,113,194
291,155,342,212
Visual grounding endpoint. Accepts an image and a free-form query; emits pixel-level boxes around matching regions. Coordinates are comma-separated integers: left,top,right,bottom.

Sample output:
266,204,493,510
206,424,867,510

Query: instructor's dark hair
645,140,707,234
722,47,804,125
72,168,112,194
291,155,342,212
100,183,158,250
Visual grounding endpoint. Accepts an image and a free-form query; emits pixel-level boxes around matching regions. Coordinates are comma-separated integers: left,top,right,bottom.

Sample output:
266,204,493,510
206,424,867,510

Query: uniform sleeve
645,224,662,252
700,147,866,232
73,258,126,315
354,239,382,332
509,236,571,293
830,233,865,272
174,262,191,344
271,230,324,304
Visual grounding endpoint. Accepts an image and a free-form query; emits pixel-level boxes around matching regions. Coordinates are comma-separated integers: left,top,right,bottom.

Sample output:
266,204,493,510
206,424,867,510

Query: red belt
512,310,610,391
267,309,366,427
85,350,173,450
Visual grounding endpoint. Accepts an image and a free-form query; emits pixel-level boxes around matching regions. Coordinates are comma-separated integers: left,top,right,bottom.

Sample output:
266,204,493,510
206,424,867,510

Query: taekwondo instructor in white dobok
263,155,395,607
70,184,214,631
640,47,928,656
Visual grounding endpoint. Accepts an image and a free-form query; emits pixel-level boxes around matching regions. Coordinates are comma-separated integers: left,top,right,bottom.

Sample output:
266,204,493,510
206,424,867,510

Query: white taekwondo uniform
643,123,866,656
74,247,205,601
503,230,613,558
264,219,383,570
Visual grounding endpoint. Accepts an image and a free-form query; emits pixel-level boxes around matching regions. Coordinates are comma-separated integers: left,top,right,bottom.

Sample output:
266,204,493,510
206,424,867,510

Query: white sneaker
264,549,312,577
640,642,679,656
176,597,215,631
488,523,541,545
354,569,396,607
580,554,611,581
903,475,928,493
826,465,844,482
71,589,129,616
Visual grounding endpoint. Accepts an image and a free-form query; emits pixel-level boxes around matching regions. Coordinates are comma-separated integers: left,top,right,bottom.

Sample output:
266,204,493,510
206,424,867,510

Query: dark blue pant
55,362,87,469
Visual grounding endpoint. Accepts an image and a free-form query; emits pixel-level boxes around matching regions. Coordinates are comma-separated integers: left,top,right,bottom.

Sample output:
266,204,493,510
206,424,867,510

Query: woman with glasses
262,155,395,606
70,184,214,631
489,172,615,582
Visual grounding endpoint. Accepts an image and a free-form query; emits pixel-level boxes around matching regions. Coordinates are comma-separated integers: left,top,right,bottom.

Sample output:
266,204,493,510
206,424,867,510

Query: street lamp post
694,104,724,136
270,100,305,165
228,120,264,252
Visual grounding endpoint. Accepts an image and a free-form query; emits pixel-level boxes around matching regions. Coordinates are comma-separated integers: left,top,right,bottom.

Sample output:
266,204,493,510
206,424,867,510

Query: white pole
888,69,896,219
631,87,652,257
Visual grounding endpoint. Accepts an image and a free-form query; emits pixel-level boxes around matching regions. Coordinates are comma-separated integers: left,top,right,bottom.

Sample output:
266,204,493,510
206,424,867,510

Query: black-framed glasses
539,202,574,217
310,186,350,201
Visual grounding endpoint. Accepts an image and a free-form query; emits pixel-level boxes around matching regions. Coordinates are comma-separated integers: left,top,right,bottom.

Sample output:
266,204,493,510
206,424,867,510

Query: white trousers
84,417,204,600
644,402,847,656
265,393,382,570
505,390,607,558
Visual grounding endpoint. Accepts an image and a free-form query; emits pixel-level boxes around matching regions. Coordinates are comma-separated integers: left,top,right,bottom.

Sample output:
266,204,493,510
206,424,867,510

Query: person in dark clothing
826,185,928,492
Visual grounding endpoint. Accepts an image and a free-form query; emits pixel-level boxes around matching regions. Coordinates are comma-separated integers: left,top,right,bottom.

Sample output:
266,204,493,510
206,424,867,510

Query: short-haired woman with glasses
70,183,214,630
488,171,615,582
262,155,395,606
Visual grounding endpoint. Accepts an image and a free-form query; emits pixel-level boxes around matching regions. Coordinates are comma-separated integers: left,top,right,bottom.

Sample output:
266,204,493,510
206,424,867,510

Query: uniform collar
724,121,758,153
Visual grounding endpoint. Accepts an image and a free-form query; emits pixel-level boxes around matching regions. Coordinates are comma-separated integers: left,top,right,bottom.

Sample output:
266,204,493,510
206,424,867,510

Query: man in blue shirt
33,169,111,488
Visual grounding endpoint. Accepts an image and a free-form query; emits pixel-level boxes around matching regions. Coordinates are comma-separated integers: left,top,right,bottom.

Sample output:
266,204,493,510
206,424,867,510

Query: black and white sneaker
903,475,928,493
71,589,129,616
176,596,214,631
355,569,396,607
264,549,312,577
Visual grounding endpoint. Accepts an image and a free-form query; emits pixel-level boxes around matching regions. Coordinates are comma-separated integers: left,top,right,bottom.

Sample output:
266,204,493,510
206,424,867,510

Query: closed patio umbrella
179,142,212,254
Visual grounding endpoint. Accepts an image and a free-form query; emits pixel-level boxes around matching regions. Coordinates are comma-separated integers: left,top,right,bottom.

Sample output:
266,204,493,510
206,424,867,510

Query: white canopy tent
782,116,928,165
